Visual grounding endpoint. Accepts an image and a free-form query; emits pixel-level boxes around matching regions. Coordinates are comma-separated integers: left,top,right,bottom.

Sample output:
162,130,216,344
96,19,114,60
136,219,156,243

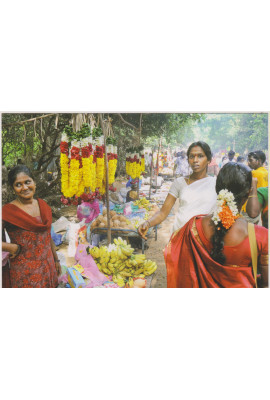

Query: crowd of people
2,142,268,288
138,141,268,288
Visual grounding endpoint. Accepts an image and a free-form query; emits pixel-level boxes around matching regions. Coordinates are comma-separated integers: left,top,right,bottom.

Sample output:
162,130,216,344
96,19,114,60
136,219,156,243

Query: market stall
56,114,159,288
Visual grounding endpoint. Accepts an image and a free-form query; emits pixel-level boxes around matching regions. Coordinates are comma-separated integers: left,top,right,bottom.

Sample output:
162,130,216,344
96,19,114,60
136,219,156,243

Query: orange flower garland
212,189,240,229
218,203,240,229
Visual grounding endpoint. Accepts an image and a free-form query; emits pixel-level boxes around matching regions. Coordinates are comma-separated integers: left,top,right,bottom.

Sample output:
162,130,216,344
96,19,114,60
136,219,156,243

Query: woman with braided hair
164,162,268,288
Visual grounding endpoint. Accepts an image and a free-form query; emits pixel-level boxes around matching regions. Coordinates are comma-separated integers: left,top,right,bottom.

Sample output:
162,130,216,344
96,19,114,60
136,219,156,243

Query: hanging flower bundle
93,127,105,191
126,145,145,179
106,137,118,185
60,124,103,205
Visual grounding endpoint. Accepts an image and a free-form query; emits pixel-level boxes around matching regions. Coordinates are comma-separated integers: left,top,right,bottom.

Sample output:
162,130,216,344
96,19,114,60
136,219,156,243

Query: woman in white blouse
138,141,217,238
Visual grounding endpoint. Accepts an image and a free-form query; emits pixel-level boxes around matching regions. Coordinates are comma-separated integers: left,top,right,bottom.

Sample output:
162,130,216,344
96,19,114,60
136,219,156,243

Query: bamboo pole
155,136,162,188
99,113,111,245
149,149,153,200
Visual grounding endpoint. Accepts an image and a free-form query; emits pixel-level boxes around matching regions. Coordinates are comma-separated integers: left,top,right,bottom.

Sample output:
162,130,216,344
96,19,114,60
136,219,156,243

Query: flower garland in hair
212,189,240,229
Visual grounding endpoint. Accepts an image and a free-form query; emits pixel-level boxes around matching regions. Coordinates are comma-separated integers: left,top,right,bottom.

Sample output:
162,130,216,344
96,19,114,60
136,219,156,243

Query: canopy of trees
2,112,268,199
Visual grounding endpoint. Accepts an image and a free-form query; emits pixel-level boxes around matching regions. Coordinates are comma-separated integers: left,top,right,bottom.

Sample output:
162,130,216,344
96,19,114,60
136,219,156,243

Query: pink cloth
2,251,9,266
75,244,108,287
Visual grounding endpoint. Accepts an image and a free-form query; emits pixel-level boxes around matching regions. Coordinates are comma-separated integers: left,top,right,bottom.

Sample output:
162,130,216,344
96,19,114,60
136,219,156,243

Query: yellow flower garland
108,158,117,184
76,167,85,197
60,153,71,197
96,156,104,189
69,159,80,196
82,157,91,187
89,155,96,192
141,157,145,173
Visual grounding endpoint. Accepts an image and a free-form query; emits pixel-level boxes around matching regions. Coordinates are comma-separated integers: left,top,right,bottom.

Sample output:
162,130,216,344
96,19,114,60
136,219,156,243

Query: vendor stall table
90,226,157,253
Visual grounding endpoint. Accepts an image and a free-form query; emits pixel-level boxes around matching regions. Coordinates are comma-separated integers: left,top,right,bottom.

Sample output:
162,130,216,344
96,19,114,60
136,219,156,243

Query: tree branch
117,113,139,131
2,113,55,127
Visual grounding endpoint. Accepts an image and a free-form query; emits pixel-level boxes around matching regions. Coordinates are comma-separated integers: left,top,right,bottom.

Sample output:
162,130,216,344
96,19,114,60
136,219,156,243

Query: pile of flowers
126,145,145,180
212,189,240,229
60,124,118,206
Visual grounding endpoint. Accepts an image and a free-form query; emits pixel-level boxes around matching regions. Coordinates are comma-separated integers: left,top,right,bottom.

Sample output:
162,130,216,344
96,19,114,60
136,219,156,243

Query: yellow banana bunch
132,254,146,265
126,278,134,288
143,260,157,276
114,237,128,246
90,246,100,259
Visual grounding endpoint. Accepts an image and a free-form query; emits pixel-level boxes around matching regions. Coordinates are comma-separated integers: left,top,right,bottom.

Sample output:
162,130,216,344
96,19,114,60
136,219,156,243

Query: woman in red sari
2,165,60,288
164,163,268,288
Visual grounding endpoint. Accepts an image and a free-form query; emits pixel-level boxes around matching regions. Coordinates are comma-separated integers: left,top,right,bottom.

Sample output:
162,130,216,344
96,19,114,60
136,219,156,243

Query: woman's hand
138,221,150,240
55,260,62,276
8,243,21,259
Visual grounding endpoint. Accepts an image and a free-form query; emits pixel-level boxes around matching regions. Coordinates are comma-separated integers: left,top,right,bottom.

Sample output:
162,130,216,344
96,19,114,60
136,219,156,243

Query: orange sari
164,216,267,288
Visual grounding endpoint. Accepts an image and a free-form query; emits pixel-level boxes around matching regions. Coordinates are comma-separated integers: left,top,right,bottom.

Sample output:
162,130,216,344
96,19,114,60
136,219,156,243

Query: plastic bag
75,244,108,287
77,200,100,223
51,226,63,246
52,216,69,233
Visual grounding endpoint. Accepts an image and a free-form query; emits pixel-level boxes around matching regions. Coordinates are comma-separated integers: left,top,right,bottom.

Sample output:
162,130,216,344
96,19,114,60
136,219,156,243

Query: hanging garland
125,145,145,180
106,137,118,185
93,127,105,190
60,122,120,205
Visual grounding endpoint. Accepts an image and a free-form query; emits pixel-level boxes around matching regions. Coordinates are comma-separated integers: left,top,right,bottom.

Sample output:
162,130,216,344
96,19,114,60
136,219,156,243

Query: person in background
237,155,245,164
173,151,189,178
220,156,227,168
246,178,268,229
2,165,60,288
164,162,268,288
248,151,268,188
221,150,236,168
138,141,217,237
228,150,236,162
208,154,219,177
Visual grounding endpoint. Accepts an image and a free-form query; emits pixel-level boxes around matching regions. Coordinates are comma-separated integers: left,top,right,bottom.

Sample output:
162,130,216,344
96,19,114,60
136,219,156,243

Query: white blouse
168,176,217,232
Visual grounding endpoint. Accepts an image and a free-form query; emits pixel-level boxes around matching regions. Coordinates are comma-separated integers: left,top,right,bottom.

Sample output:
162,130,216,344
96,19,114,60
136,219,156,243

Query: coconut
102,208,107,216
99,222,105,228
110,210,117,217
113,220,120,227
112,215,119,221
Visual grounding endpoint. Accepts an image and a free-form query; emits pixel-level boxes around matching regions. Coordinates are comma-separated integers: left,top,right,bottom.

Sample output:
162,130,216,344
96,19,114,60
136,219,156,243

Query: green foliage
192,113,268,154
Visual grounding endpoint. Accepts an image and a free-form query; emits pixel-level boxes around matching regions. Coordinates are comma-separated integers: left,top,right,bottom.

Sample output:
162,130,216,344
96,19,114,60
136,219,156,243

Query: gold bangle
146,220,151,228
248,195,257,198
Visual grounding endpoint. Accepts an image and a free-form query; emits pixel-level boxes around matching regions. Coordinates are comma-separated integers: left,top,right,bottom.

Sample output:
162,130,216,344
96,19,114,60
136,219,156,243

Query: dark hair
236,155,245,163
254,150,266,164
228,150,235,157
248,151,258,159
8,165,34,187
211,162,252,265
187,141,212,162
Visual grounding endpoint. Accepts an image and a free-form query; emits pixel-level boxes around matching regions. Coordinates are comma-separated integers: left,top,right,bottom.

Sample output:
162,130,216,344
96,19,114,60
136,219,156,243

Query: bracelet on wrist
15,244,22,255
146,220,151,228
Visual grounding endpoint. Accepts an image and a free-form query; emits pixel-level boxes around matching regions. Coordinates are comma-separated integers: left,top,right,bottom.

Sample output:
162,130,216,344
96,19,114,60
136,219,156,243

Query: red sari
164,216,268,288
2,199,58,288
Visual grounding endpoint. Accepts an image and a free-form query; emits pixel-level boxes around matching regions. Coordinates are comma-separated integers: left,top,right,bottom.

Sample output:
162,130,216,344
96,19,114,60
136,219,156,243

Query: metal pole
99,114,111,245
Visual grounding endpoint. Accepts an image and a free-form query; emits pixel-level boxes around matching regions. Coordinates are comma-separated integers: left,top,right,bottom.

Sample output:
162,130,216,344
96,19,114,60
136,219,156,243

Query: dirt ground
144,199,179,288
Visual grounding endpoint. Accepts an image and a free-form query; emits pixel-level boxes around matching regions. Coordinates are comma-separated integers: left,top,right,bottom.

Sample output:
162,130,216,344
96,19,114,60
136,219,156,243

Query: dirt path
145,200,179,288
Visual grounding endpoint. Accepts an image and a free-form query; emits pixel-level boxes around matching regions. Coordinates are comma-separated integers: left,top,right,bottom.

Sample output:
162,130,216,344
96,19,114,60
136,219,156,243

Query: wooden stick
2,113,55,127
99,113,111,245
149,151,153,200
